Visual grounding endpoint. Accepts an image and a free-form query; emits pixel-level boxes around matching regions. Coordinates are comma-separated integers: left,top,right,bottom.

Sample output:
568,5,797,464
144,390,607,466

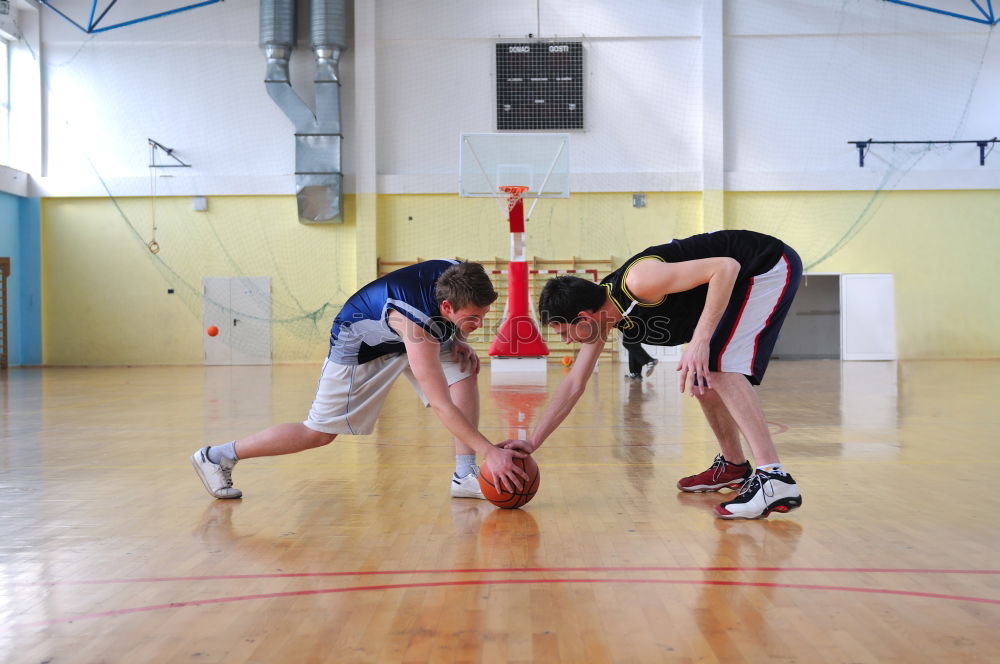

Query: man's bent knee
304,427,337,448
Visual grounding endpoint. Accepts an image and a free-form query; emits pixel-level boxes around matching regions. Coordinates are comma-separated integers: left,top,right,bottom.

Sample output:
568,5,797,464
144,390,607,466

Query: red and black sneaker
676,454,752,493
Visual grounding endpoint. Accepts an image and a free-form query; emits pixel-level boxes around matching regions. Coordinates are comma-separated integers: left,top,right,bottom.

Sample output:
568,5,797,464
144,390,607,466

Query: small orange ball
561,356,572,367
207,325,219,337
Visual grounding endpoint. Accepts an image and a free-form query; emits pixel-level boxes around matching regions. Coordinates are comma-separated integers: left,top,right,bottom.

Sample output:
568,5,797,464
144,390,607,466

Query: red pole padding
488,260,550,357
508,196,525,233
507,260,529,318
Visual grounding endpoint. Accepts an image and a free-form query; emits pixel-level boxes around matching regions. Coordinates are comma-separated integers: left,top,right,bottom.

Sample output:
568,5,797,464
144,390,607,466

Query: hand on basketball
484,445,529,492
500,438,534,454
678,338,711,395
450,341,480,375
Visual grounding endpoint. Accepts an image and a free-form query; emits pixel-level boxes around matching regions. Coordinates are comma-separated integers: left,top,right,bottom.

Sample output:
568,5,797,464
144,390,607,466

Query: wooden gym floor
1,359,998,663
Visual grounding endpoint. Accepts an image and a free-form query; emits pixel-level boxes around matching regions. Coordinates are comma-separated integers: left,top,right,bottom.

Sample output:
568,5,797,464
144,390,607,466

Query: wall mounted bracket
848,138,998,167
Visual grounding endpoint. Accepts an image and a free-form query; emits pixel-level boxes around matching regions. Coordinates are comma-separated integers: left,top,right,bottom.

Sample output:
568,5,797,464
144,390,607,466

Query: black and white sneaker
715,469,801,519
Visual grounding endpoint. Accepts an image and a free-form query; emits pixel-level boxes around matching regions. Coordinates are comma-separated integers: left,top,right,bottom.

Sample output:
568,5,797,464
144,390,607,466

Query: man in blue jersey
191,261,530,500
508,231,803,520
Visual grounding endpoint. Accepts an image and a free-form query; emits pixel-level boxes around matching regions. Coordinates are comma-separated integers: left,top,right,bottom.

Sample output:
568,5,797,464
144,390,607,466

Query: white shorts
303,342,474,435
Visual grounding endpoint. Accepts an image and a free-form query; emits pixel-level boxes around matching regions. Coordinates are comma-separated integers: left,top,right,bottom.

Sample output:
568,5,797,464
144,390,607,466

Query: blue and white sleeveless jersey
328,260,459,365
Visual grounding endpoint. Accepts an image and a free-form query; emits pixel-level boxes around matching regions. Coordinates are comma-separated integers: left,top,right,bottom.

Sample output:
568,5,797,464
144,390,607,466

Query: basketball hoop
499,185,529,214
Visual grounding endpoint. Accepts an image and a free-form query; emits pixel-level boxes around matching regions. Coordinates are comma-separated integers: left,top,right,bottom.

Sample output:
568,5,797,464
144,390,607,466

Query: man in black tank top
505,230,804,520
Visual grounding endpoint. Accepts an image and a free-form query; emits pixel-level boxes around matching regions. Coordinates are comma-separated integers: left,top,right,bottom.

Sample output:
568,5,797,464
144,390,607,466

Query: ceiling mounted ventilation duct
260,0,348,223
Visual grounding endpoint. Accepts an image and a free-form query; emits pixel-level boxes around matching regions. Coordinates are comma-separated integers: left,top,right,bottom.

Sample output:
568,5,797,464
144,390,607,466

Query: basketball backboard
460,133,570,199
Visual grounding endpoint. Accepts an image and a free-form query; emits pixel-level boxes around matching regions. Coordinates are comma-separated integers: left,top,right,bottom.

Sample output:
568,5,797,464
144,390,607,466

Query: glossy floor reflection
1,360,998,663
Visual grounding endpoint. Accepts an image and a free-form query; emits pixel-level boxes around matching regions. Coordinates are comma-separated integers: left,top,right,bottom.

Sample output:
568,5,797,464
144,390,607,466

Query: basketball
478,455,540,509
207,325,219,337
561,356,572,366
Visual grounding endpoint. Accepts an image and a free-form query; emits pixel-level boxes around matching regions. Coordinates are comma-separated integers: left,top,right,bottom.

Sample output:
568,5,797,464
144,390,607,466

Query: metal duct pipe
260,0,294,48
261,0,348,223
310,0,347,48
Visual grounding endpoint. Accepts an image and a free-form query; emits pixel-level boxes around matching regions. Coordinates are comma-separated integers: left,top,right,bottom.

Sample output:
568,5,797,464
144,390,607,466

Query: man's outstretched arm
389,311,528,490
521,336,606,452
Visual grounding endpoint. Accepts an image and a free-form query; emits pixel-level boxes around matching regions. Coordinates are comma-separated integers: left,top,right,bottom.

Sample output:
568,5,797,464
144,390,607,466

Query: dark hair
435,262,498,308
538,275,606,325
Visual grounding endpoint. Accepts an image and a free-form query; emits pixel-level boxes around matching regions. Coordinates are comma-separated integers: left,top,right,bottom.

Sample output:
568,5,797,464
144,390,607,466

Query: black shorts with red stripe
708,246,802,385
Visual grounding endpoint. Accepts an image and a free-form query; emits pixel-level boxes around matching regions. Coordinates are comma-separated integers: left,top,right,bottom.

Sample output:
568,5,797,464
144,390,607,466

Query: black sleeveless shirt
600,231,786,346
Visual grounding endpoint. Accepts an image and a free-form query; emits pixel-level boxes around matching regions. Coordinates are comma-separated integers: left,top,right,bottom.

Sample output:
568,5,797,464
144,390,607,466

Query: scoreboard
496,41,584,131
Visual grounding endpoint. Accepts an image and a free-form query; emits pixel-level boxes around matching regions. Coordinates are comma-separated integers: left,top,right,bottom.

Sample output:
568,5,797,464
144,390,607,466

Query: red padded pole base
488,315,550,357
489,260,549,357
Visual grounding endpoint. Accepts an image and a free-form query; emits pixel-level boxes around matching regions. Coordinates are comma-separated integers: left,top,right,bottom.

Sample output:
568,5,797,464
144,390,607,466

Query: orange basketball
561,356,573,367
207,325,219,337
478,455,540,509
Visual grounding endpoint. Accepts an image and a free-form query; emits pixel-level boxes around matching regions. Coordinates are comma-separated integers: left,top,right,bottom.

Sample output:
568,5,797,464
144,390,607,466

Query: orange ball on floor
478,455,540,509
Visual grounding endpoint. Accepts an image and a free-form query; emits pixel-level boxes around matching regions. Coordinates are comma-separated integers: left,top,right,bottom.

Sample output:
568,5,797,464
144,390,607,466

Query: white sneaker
451,472,485,499
715,470,801,519
191,447,242,499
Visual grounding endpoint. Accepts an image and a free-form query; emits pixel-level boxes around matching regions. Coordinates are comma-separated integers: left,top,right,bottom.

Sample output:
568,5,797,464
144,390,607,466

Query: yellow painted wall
376,192,703,266
377,190,1000,359
40,189,1000,364
42,196,356,365
726,190,1000,359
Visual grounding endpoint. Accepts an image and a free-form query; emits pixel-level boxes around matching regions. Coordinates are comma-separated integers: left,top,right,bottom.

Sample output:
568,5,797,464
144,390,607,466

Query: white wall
726,0,1000,190
28,0,1000,198
39,1,298,196
374,0,704,193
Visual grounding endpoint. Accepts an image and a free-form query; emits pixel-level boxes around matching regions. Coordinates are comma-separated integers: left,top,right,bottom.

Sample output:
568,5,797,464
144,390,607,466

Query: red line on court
768,420,789,435
6,577,999,631
25,565,1000,586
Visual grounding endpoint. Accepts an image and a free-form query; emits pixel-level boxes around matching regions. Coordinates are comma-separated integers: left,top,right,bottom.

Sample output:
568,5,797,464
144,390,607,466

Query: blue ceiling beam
883,0,999,25
40,0,223,34
969,0,992,20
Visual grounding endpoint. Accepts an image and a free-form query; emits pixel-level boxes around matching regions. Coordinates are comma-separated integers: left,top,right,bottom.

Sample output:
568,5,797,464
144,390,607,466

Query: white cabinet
840,274,897,361
772,273,896,361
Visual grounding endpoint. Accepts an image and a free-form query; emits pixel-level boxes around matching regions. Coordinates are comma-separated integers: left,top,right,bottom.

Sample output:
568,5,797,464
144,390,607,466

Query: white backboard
460,133,570,198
